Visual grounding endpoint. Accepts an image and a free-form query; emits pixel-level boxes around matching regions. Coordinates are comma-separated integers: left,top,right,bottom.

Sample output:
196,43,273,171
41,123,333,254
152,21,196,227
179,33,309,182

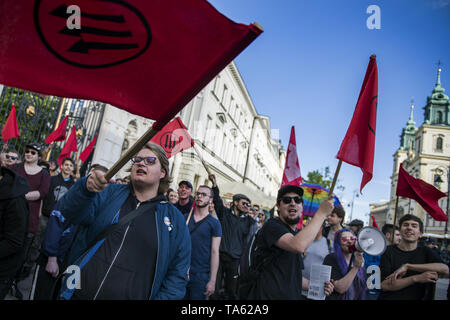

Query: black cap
277,185,304,203
178,180,193,190
232,193,250,203
25,143,42,155
348,219,364,227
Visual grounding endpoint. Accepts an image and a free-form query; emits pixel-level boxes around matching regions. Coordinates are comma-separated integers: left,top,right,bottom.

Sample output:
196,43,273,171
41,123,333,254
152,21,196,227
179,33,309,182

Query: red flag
150,117,193,158
45,116,68,144
281,126,303,187
396,162,448,222
336,55,378,192
1,104,20,143
58,125,78,167
371,215,379,229
79,134,98,163
0,1,262,129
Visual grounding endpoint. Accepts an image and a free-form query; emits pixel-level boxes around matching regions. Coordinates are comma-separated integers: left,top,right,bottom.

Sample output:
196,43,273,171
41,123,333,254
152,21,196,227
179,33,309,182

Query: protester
244,185,334,299
38,160,50,173
301,221,332,298
48,160,58,177
14,143,51,280
323,228,367,300
167,188,179,205
257,211,266,228
176,180,194,214
0,166,29,299
382,223,401,245
57,142,190,300
348,219,364,235
32,164,107,300
209,174,256,300
323,205,346,250
378,214,448,300
0,150,6,166
4,149,21,168
184,185,222,300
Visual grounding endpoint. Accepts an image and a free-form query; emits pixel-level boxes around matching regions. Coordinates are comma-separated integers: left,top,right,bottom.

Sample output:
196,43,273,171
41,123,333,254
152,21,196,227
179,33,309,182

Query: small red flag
336,55,378,192
396,162,448,222
1,104,20,143
150,117,193,158
58,125,78,167
79,134,98,163
0,0,262,129
371,215,379,229
45,115,68,144
281,126,303,187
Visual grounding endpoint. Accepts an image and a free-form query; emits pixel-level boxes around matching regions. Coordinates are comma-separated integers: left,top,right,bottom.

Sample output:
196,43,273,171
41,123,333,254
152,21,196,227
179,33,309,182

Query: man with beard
176,180,194,214
184,185,222,300
247,185,334,300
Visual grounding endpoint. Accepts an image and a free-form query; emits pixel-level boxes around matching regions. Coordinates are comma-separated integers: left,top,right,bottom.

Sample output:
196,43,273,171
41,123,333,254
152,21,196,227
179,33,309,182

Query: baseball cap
348,219,364,227
232,193,251,203
178,180,193,190
277,185,304,203
25,142,42,155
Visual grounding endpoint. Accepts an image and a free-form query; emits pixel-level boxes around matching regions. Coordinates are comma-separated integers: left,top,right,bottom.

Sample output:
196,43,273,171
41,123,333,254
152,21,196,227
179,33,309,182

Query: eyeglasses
341,236,357,243
242,202,250,207
195,192,210,198
131,156,157,165
281,196,302,204
25,150,37,155
5,155,18,160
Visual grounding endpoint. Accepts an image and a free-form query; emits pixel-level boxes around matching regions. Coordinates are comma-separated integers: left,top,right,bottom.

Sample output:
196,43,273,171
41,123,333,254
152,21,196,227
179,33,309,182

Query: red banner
79,134,98,163
150,117,193,158
1,104,20,143
45,116,68,144
58,125,78,167
281,126,303,187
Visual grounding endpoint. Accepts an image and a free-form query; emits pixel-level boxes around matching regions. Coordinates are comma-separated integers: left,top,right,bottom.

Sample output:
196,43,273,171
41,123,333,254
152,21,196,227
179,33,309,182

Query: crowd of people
0,141,448,300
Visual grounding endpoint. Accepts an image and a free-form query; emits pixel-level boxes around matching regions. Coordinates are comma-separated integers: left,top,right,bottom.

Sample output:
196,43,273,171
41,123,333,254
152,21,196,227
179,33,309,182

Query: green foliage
304,166,345,192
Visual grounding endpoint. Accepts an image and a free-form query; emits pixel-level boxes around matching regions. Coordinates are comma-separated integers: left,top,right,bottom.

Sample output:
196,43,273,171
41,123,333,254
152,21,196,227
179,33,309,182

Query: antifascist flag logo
160,131,185,154
34,0,152,68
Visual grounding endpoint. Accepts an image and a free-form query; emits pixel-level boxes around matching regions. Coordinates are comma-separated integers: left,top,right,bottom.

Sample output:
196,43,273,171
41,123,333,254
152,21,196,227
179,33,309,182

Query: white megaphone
349,226,387,256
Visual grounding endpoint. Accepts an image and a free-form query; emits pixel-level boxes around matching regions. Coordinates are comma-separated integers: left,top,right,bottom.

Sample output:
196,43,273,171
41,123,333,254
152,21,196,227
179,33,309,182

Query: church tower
424,65,450,126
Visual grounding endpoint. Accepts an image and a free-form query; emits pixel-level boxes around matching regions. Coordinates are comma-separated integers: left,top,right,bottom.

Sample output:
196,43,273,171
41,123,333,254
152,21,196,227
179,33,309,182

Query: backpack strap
188,214,211,234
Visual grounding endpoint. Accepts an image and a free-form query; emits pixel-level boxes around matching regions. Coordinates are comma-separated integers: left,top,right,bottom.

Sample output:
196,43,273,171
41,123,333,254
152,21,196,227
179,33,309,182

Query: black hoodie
0,166,30,279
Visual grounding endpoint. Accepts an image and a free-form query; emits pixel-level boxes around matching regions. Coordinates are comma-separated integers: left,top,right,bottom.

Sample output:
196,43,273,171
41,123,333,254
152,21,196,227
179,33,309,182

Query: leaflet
307,264,331,300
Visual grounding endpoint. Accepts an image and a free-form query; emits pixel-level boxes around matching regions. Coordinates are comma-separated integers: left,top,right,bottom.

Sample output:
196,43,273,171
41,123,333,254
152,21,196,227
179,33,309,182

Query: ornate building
385,66,449,235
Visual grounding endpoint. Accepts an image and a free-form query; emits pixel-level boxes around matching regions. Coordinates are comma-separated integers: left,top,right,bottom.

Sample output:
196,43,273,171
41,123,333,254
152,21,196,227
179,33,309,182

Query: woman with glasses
323,228,366,300
57,142,190,300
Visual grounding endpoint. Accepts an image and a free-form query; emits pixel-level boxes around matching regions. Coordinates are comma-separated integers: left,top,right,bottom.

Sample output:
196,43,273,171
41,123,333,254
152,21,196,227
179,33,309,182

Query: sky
208,0,450,224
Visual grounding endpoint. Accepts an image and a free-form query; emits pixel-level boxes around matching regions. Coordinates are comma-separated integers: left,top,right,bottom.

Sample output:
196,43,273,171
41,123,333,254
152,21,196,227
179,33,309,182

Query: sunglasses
5,155,18,160
281,196,302,204
341,236,357,243
131,156,157,165
242,202,250,207
25,150,37,155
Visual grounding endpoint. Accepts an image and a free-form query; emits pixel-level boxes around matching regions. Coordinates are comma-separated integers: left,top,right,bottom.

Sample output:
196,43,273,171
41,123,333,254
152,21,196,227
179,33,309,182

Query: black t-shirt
175,197,193,215
378,244,443,300
323,253,366,300
249,218,304,300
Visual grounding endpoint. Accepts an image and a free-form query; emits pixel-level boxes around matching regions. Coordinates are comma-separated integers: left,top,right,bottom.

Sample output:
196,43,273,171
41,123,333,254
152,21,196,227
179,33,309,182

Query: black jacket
42,173,75,217
212,186,256,259
0,166,29,279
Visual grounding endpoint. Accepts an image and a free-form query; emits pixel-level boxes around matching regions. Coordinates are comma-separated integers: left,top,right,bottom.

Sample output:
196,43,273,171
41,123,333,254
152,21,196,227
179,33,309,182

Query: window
437,111,443,124
436,137,443,151
204,115,212,146
221,85,228,106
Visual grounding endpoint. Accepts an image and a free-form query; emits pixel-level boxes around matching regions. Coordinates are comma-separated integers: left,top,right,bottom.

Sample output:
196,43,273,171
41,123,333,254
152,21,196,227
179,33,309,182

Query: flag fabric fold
336,55,378,192
58,125,78,167
79,134,98,163
371,215,379,229
150,117,193,158
281,126,302,187
45,115,68,144
0,0,262,130
396,162,448,222
1,104,20,143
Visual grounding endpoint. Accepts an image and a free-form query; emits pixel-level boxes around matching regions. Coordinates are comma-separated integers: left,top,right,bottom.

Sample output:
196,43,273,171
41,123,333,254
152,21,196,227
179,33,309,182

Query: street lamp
433,166,449,264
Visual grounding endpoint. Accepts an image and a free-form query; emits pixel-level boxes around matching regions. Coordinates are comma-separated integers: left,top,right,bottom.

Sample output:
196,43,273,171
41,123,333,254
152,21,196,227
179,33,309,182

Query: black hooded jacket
0,166,30,279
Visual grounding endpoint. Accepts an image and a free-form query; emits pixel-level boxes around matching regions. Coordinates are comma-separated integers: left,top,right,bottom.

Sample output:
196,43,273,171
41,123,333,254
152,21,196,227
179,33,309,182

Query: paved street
4,265,35,300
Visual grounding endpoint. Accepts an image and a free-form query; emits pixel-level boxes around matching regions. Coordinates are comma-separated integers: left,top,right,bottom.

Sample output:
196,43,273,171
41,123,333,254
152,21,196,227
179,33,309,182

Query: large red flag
336,55,378,192
58,125,78,167
1,104,20,143
79,134,98,163
396,162,448,222
45,115,68,144
281,126,302,187
150,117,193,158
0,1,262,129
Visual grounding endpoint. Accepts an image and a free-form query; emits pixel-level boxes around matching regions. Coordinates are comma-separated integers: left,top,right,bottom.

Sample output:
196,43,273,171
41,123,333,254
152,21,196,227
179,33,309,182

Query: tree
304,166,345,192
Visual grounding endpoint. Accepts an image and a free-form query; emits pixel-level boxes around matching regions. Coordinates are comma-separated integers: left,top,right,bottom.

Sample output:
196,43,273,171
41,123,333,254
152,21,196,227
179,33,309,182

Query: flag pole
193,142,212,176
329,160,343,195
186,205,194,225
392,195,400,229
104,124,161,181
46,98,66,161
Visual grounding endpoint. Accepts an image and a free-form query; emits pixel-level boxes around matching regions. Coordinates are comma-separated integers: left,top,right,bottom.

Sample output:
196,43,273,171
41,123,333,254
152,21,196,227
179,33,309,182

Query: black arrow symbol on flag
50,4,126,23
68,39,139,53
60,26,133,38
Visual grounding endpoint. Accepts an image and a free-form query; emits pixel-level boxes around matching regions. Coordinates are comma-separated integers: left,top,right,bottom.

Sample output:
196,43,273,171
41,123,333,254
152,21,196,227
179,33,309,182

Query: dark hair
332,205,346,225
38,160,50,171
197,185,213,197
381,223,399,236
334,228,366,300
62,157,75,167
399,214,424,233
90,163,109,174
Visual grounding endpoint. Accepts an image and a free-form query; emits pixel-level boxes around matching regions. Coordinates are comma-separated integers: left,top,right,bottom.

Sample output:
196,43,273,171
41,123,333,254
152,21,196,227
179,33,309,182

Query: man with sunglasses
184,185,222,300
4,149,21,167
208,174,257,300
247,185,335,299
57,142,190,300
